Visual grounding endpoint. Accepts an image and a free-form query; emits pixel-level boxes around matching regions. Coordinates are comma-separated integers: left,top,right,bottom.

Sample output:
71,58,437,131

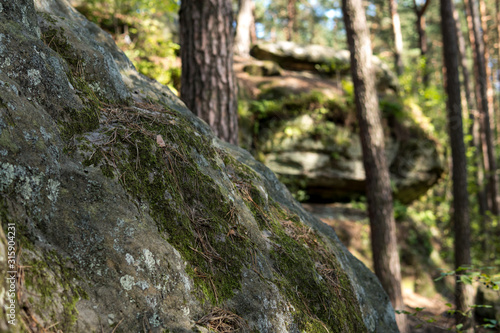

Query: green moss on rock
262,202,366,332
76,104,254,305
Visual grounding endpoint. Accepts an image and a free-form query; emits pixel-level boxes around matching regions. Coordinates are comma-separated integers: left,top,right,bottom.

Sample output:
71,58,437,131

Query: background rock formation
0,0,398,331
250,42,399,92
236,64,445,204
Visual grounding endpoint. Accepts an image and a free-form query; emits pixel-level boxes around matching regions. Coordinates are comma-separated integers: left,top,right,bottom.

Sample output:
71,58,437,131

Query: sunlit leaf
460,275,473,285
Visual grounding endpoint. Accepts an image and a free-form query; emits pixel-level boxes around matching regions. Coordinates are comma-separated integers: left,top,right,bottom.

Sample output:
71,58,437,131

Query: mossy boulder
0,0,398,332
250,41,399,92
243,61,282,77
241,90,444,204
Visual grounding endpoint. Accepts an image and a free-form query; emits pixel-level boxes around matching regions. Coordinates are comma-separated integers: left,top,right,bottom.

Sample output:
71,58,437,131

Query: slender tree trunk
180,0,239,145
454,3,475,118
413,0,431,85
455,0,489,253
479,0,498,148
234,0,253,57
466,0,500,215
389,0,404,75
464,0,491,215
342,0,407,331
286,0,297,42
474,119,489,250
441,0,474,330
463,0,480,107
479,0,495,129
270,12,277,42
416,13,428,84
250,1,257,45
454,0,486,212
496,0,500,146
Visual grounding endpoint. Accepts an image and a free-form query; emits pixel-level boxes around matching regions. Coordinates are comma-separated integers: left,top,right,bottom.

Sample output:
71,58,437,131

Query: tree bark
497,0,500,146
234,0,253,57
179,0,239,145
250,1,257,45
466,0,500,215
341,0,407,331
479,0,496,136
454,0,489,251
413,0,431,85
286,0,297,42
463,0,493,216
389,0,404,75
441,0,474,330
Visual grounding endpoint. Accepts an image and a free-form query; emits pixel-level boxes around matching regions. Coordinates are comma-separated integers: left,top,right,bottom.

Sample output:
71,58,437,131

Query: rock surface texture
250,42,399,92
260,115,444,204
0,0,399,332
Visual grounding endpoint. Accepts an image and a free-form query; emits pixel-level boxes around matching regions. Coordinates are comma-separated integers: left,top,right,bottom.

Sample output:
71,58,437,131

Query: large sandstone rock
0,0,398,332
241,89,444,204
262,120,444,204
250,41,399,92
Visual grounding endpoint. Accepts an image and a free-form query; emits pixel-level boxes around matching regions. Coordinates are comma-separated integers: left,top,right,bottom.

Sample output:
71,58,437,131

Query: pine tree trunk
463,0,493,215
497,0,500,147
413,0,431,85
454,0,489,252
466,0,499,215
454,0,488,223
179,0,239,145
250,1,257,45
341,0,407,331
234,0,253,57
441,0,474,330
479,0,496,138
389,0,404,75
286,0,297,42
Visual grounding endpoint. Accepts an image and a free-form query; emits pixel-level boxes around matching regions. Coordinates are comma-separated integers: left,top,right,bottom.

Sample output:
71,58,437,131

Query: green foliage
81,0,178,19
315,59,351,76
279,175,310,202
350,196,367,211
396,266,500,331
247,90,350,138
393,200,408,220
254,0,347,48
380,98,404,120
75,0,181,91
435,266,500,291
